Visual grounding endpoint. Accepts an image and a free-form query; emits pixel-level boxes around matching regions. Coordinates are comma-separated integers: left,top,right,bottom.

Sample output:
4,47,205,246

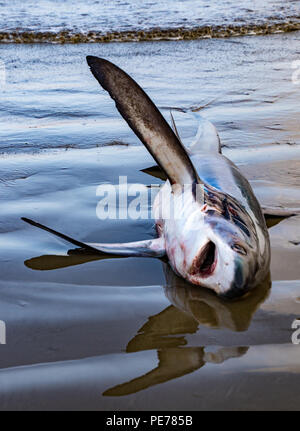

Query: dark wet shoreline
1,20,300,44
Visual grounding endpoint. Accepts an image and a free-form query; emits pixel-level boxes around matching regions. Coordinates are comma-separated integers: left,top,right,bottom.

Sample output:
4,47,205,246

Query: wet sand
0,143,299,410
0,32,300,410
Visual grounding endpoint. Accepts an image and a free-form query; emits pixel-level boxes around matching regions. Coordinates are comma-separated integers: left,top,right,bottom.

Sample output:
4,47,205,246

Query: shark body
23,56,271,298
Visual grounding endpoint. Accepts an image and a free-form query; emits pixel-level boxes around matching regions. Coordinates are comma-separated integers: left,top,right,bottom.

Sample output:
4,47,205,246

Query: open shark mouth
190,241,217,278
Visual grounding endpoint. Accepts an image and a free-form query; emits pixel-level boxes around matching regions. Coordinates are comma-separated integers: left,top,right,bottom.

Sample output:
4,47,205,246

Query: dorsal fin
86,56,201,185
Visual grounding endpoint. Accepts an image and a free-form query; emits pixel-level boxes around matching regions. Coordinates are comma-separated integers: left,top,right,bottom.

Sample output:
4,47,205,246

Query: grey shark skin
23,57,270,299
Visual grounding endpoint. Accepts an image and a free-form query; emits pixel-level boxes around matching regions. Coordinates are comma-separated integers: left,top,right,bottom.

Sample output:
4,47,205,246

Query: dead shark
23,56,271,298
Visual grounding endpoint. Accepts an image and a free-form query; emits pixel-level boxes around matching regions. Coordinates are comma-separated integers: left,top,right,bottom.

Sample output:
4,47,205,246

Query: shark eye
232,243,247,255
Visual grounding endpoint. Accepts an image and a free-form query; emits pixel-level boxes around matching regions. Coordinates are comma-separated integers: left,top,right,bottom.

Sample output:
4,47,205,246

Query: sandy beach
0,28,300,410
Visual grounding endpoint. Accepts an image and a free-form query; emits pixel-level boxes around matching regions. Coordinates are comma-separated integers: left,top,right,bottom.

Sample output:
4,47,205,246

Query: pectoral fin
22,218,165,258
86,56,200,186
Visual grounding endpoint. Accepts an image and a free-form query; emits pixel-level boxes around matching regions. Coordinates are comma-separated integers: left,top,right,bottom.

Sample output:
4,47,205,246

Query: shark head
185,217,258,298
161,185,268,298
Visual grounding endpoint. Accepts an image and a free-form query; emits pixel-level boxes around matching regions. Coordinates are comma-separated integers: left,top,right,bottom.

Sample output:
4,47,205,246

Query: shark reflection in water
25,249,271,397
105,264,270,396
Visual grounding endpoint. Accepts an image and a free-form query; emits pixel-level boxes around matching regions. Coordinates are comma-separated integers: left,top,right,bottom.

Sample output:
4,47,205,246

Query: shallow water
0,0,299,35
1,32,300,154
0,33,300,410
